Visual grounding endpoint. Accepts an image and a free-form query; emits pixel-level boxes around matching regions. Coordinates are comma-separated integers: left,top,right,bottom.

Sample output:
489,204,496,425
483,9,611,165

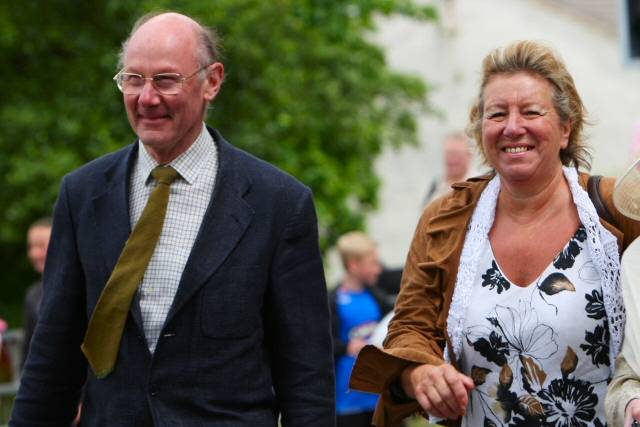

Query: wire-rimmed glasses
113,64,211,95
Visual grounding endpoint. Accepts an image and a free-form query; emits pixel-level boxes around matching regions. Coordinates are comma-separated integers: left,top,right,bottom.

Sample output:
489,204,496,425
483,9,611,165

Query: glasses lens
114,72,184,95
117,73,145,94
153,74,182,95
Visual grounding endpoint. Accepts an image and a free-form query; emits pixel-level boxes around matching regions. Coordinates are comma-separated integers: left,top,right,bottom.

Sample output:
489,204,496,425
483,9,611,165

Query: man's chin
136,128,173,144
135,117,172,134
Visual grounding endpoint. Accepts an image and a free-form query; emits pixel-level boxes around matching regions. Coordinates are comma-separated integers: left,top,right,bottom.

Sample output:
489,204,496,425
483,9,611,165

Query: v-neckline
487,225,583,288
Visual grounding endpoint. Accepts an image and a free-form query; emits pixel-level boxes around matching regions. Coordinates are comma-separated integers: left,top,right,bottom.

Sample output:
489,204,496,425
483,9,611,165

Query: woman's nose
503,112,526,138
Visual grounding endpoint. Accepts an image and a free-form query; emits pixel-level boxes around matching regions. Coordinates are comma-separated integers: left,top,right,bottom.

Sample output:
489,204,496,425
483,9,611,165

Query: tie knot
152,166,179,185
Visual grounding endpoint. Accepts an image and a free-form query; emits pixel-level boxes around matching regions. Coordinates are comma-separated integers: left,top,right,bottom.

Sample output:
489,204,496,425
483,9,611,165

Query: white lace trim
444,167,623,366
564,167,624,364
444,174,500,364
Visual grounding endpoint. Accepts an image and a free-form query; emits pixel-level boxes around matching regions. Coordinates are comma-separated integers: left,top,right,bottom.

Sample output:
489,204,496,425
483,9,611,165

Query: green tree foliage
0,0,435,323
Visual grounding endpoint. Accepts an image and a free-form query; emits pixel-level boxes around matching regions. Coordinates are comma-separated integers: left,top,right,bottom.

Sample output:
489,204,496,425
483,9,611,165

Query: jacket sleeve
606,355,640,426
10,177,87,426
351,195,461,426
267,186,335,427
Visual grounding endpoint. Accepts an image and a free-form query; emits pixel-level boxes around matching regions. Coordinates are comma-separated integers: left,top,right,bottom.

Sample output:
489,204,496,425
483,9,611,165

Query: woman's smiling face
481,72,572,185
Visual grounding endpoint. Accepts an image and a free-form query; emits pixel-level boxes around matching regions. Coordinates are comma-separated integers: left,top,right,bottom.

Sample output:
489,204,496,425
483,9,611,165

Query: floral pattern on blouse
461,226,610,427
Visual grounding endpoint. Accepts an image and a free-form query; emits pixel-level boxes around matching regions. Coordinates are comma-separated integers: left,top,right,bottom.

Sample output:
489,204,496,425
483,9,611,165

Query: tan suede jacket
350,173,640,427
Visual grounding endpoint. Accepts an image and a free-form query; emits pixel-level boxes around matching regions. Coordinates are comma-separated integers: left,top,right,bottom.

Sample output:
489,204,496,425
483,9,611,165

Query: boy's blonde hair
337,231,376,269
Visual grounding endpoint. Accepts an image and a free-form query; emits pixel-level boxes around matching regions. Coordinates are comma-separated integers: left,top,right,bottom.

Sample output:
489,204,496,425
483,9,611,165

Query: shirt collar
138,123,214,186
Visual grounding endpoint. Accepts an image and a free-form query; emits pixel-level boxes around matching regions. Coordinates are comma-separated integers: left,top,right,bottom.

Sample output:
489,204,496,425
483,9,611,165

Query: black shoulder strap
587,175,616,226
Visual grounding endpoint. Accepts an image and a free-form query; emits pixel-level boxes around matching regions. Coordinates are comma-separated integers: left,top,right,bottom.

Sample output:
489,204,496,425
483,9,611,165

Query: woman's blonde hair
466,40,591,170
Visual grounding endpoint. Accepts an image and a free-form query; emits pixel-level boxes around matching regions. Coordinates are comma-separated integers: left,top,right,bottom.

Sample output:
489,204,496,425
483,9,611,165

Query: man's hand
400,363,474,420
346,337,368,356
625,398,640,426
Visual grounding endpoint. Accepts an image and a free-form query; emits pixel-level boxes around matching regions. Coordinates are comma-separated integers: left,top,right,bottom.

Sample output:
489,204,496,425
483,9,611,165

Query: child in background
330,231,393,427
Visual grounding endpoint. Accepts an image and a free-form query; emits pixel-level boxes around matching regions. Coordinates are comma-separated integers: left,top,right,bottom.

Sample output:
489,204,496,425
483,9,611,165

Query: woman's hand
625,398,640,426
400,363,475,420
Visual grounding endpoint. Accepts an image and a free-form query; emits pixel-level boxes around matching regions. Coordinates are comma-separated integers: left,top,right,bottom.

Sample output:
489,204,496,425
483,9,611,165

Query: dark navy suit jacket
11,127,335,427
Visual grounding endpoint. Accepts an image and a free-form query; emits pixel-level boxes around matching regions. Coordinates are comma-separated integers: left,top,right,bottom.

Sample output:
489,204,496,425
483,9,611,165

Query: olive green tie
81,166,179,378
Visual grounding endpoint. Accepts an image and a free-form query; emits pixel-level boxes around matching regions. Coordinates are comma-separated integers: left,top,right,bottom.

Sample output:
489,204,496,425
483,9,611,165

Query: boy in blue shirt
329,232,393,427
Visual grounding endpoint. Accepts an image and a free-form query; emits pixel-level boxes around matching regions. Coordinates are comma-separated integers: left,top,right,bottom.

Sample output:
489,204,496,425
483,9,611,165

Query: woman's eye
487,112,506,120
524,110,542,117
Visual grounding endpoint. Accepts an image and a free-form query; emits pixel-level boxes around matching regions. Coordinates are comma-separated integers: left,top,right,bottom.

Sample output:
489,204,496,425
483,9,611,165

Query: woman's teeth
505,146,529,153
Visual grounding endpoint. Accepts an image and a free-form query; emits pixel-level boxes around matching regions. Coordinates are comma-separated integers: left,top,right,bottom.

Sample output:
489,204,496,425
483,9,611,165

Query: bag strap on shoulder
587,175,616,226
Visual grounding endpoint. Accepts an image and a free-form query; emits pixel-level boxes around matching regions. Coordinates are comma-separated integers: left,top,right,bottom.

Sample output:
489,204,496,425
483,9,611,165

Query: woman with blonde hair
350,40,640,426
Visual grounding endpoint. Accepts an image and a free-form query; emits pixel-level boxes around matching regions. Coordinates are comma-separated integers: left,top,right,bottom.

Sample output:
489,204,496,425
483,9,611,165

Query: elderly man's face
121,14,223,163
444,137,472,181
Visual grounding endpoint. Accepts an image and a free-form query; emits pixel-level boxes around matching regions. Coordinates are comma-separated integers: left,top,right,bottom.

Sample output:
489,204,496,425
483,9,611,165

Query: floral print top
460,225,610,427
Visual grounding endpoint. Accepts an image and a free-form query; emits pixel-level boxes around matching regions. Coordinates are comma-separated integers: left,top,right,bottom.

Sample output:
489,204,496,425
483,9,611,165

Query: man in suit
11,11,335,427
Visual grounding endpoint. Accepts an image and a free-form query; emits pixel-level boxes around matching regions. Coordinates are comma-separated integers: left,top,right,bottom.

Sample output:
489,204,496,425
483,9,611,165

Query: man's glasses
113,64,211,95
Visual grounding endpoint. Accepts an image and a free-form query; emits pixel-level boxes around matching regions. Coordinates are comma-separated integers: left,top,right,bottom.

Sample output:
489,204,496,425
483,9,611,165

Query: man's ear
203,62,224,101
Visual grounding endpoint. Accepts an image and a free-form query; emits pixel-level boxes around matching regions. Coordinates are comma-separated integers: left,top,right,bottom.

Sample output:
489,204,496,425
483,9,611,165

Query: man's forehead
136,12,200,35
124,20,200,68
445,137,470,150
129,22,196,49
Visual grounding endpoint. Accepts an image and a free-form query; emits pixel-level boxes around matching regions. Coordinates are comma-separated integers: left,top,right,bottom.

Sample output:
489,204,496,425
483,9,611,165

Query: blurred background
0,0,639,423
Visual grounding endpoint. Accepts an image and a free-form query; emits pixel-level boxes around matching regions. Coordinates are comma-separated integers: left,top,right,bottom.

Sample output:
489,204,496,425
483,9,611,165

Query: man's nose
138,80,161,105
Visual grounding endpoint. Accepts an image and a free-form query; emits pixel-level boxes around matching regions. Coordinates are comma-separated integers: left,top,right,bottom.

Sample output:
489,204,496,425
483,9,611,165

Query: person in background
350,40,640,426
422,132,474,206
21,217,52,369
330,231,393,427
607,236,640,426
606,159,640,427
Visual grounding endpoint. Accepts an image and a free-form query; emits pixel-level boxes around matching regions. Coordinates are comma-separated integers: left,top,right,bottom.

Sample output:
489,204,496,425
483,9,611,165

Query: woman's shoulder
420,173,494,223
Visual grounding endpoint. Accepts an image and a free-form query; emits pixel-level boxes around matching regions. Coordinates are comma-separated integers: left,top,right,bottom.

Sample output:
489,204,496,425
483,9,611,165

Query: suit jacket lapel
91,144,145,329
166,131,254,322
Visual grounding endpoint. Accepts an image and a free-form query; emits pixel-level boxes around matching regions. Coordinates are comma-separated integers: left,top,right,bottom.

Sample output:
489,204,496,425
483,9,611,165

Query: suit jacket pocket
201,266,263,338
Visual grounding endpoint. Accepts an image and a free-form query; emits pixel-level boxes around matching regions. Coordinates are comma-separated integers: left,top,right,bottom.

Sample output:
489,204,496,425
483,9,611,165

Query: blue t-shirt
335,288,382,415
